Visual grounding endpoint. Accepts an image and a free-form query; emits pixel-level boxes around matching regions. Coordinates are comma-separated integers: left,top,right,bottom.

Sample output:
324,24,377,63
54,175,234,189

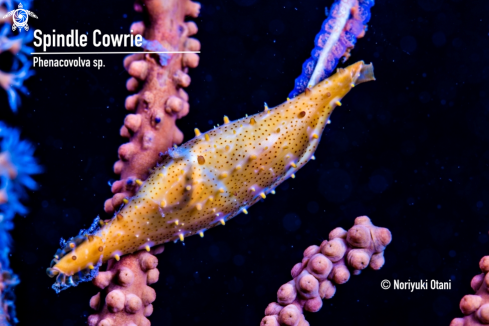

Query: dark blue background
1,0,488,324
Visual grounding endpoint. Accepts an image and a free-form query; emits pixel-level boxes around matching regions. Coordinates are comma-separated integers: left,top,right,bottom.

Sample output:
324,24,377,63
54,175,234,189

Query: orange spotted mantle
48,61,375,289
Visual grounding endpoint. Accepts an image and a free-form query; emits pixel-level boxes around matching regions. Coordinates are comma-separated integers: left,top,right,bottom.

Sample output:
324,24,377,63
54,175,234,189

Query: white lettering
135,34,142,47
33,30,42,48
93,29,102,47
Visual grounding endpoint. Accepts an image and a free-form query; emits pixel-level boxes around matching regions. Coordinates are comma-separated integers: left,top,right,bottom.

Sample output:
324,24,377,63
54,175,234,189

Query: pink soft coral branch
88,0,200,325
104,0,201,214
261,216,392,326
451,256,489,326
88,246,164,326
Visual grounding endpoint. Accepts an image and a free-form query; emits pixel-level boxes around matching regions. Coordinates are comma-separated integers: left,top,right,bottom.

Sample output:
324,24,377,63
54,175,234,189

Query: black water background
1,0,488,325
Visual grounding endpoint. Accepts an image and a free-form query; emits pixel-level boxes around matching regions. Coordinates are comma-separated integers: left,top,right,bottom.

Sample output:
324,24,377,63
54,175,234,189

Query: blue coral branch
0,122,41,325
289,0,374,98
0,121,42,253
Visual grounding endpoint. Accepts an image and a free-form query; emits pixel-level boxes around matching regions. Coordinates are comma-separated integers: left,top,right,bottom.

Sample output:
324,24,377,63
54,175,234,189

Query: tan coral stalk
88,246,163,326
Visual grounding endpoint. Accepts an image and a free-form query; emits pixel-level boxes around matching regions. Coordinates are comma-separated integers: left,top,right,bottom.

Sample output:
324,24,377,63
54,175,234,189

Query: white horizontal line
31,51,200,55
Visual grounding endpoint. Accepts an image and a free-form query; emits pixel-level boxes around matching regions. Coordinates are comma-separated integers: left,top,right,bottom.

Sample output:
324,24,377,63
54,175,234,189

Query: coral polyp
0,0,36,112
48,60,375,293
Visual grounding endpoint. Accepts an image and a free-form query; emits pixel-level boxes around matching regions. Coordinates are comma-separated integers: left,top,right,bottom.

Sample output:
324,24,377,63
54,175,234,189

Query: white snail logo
2,3,38,32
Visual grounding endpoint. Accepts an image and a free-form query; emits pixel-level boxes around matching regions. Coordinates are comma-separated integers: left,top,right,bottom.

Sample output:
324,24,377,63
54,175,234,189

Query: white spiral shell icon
2,3,38,32
14,9,28,27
